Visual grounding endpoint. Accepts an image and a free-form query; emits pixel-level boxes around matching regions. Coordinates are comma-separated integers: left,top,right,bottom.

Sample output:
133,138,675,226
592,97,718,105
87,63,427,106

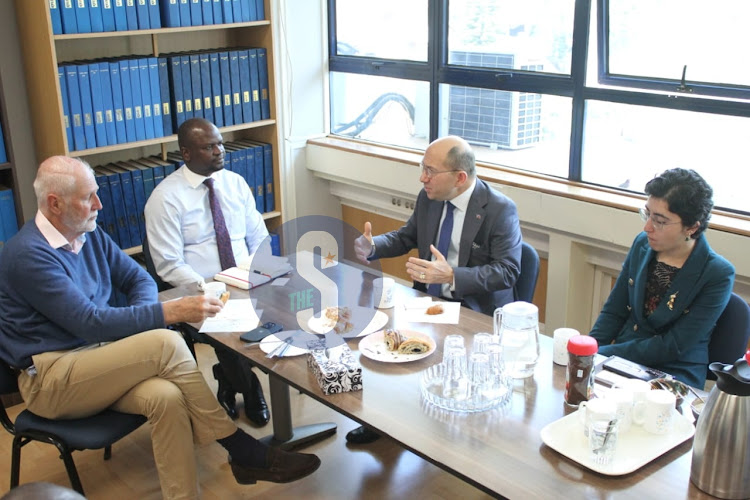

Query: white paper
402,301,461,324
199,299,260,333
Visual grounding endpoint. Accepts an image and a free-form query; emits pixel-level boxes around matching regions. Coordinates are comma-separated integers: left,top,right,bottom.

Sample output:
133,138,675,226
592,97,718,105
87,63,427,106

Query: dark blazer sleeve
371,189,434,259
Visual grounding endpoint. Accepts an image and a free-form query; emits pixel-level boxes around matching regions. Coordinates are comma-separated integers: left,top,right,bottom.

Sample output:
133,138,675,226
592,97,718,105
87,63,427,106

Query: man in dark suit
349,135,522,443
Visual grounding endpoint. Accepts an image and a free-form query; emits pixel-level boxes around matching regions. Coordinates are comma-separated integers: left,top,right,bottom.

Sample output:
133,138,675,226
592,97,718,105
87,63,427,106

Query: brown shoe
229,447,321,485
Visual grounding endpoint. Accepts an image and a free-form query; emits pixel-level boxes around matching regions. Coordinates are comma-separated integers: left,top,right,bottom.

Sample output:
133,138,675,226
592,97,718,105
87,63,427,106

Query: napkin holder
306,340,363,395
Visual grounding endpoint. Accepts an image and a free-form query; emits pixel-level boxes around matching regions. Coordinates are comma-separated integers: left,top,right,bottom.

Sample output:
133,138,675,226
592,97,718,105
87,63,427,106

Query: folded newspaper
213,254,292,290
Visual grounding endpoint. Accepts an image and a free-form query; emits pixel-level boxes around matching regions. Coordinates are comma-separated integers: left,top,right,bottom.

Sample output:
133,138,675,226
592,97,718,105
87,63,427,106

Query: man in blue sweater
0,156,320,499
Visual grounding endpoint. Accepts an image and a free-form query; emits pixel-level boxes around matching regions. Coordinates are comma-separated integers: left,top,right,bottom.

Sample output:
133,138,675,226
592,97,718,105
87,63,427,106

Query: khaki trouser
18,329,237,500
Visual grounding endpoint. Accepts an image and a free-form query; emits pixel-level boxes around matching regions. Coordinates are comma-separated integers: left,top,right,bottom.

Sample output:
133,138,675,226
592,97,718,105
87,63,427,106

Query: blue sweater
0,221,165,369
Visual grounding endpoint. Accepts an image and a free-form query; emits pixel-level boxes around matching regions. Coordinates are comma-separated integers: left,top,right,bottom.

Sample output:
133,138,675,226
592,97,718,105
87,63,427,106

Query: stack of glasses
421,333,512,412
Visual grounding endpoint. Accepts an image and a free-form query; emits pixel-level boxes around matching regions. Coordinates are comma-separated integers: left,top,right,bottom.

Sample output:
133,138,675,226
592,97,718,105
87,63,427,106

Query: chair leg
10,435,24,489
52,441,85,495
104,445,112,460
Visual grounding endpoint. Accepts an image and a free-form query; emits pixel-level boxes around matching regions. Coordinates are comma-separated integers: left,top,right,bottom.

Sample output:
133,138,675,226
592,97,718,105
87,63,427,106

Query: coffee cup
604,388,635,433
373,277,395,309
634,389,675,434
552,328,580,365
202,281,227,300
577,398,617,437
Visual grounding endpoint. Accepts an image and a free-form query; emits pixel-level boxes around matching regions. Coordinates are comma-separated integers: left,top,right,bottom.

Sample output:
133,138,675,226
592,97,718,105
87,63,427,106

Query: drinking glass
442,346,469,406
589,419,618,466
472,332,493,354
443,334,465,355
469,352,491,407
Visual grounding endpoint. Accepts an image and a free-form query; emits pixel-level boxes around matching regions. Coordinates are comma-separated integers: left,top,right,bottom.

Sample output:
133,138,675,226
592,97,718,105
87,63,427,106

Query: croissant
384,329,405,351
397,338,431,354
426,304,444,315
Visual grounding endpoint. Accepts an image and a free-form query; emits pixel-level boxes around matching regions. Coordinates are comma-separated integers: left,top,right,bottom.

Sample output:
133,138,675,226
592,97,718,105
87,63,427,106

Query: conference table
160,256,711,499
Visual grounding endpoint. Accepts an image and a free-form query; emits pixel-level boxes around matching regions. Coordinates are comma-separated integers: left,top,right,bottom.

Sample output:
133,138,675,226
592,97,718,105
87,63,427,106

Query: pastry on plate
384,329,404,351
397,338,431,354
219,291,230,304
425,304,444,315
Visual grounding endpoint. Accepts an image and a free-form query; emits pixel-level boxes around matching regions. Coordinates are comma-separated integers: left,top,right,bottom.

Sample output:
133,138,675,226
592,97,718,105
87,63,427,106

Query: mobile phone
239,322,283,343
601,355,667,381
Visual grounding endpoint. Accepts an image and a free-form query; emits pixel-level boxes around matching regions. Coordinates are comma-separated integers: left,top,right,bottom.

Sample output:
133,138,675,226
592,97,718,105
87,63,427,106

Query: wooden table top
161,258,711,499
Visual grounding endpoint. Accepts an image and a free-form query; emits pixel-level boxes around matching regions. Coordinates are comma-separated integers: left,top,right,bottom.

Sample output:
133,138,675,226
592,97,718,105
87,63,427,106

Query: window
328,0,750,214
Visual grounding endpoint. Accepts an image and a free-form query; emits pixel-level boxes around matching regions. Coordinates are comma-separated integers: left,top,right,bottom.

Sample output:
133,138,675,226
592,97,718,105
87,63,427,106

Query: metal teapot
690,350,750,499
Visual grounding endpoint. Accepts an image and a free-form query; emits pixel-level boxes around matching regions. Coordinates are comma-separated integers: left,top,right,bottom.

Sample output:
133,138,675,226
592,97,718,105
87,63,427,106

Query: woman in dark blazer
589,168,735,388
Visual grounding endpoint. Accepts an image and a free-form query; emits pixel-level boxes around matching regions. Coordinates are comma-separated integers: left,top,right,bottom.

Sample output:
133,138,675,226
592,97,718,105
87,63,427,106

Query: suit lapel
458,181,488,267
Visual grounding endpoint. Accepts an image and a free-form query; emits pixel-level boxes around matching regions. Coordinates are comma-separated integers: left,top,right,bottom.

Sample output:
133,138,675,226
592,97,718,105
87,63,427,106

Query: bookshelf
0,72,21,231
13,0,283,254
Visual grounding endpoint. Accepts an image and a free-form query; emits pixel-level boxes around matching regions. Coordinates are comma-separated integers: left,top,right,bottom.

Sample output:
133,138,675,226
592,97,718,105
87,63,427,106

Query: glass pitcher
493,301,540,378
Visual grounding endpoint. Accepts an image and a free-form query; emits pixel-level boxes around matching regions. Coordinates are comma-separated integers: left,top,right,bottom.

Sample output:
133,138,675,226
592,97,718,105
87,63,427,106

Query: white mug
604,388,635,433
635,389,675,435
202,281,227,300
552,328,580,365
616,379,651,426
373,277,395,309
577,398,617,437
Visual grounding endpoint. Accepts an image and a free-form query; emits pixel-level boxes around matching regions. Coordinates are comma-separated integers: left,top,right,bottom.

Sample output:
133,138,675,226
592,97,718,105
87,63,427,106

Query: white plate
298,307,388,338
258,331,311,357
358,330,436,363
540,408,694,475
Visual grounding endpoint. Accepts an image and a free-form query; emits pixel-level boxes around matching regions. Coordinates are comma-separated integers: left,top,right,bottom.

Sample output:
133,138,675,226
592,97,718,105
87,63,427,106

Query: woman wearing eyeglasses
589,168,735,388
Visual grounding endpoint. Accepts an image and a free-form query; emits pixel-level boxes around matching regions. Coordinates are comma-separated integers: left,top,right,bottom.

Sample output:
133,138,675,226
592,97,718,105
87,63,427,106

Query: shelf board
262,211,281,221
70,120,276,157
53,21,270,41
0,162,11,171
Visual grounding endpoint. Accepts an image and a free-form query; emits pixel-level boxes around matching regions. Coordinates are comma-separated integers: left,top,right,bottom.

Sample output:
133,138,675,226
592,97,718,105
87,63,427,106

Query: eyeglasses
638,207,681,230
420,163,461,179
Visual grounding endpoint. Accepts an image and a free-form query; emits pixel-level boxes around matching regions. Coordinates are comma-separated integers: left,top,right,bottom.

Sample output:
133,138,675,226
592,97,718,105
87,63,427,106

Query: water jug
690,350,750,499
493,301,540,378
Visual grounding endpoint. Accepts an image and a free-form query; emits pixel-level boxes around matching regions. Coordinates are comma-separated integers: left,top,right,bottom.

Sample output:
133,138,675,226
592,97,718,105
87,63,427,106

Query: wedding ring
420,273,426,280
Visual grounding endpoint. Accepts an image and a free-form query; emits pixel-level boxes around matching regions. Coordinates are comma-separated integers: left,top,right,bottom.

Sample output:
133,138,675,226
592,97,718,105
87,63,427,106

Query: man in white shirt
145,118,270,425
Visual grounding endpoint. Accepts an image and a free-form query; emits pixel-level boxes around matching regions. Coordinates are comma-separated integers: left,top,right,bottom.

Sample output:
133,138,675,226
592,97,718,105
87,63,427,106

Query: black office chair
707,292,750,381
515,241,540,303
142,235,171,293
0,360,147,495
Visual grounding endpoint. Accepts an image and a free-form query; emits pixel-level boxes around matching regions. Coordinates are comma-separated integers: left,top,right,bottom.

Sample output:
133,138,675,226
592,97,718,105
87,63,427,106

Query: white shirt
435,178,476,298
35,211,86,254
144,165,268,286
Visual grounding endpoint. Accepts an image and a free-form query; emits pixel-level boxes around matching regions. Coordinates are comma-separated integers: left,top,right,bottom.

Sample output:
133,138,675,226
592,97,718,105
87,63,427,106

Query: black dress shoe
243,371,270,426
345,425,380,444
229,447,321,485
213,363,238,420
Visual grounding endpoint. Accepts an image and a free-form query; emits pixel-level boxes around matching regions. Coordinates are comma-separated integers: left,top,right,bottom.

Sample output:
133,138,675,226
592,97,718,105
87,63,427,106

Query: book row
0,187,19,254
50,0,265,35
0,123,7,164
59,47,270,151
93,140,274,250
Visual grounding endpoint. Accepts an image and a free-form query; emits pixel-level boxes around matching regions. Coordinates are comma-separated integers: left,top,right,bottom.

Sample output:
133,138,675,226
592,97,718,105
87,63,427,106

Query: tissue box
306,341,363,395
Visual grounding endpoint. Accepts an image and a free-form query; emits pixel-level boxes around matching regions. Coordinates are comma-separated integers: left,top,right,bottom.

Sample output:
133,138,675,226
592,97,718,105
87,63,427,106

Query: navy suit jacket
590,232,735,387
372,179,522,316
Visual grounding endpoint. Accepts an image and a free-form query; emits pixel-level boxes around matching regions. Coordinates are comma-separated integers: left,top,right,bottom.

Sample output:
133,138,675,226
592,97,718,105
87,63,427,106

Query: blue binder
168,56,185,129
88,63,109,146
212,0,222,24
107,163,141,246
256,47,270,120
101,0,115,31
199,52,214,123
221,0,233,24
58,66,74,150
180,55,194,120
237,139,269,211
115,161,146,241
97,62,117,145
0,187,19,243
165,152,183,172
218,51,233,126
189,0,202,26
118,59,137,143
130,159,156,200
269,232,280,256
228,50,242,124
138,58,155,139
178,0,191,26
208,52,223,127
74,0,92,33
108,61,128,144
0,127,6,165
147,156,166,187
128,58,146,141
92,168,119,245
61,0,78,34
148,0,161,28
124,0,138,30
247,48,261,121
249,142,264,212
160,0,180,27
157,57,173,135
238,49,252,123
135,0,150,29
64,65,86,150
189,53,203,119
201,0,213,24
239,0,252,22
255,0,264,20
148,58,163,137
77,64,97,149
112,0,127,31
50,0,64,35
89,0,104,32
96,165,132,248
222,148,233,173
230,0,242,23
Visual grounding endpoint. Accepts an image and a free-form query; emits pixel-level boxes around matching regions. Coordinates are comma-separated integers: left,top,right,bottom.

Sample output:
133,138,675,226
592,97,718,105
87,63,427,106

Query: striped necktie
204,178,236,270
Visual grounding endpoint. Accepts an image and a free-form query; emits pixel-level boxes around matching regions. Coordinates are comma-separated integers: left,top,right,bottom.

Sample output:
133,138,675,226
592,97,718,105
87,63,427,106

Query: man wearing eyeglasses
355,135,522,317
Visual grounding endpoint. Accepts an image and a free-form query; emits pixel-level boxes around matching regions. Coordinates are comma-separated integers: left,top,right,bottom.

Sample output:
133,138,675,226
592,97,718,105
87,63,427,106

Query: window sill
307,136,750,238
